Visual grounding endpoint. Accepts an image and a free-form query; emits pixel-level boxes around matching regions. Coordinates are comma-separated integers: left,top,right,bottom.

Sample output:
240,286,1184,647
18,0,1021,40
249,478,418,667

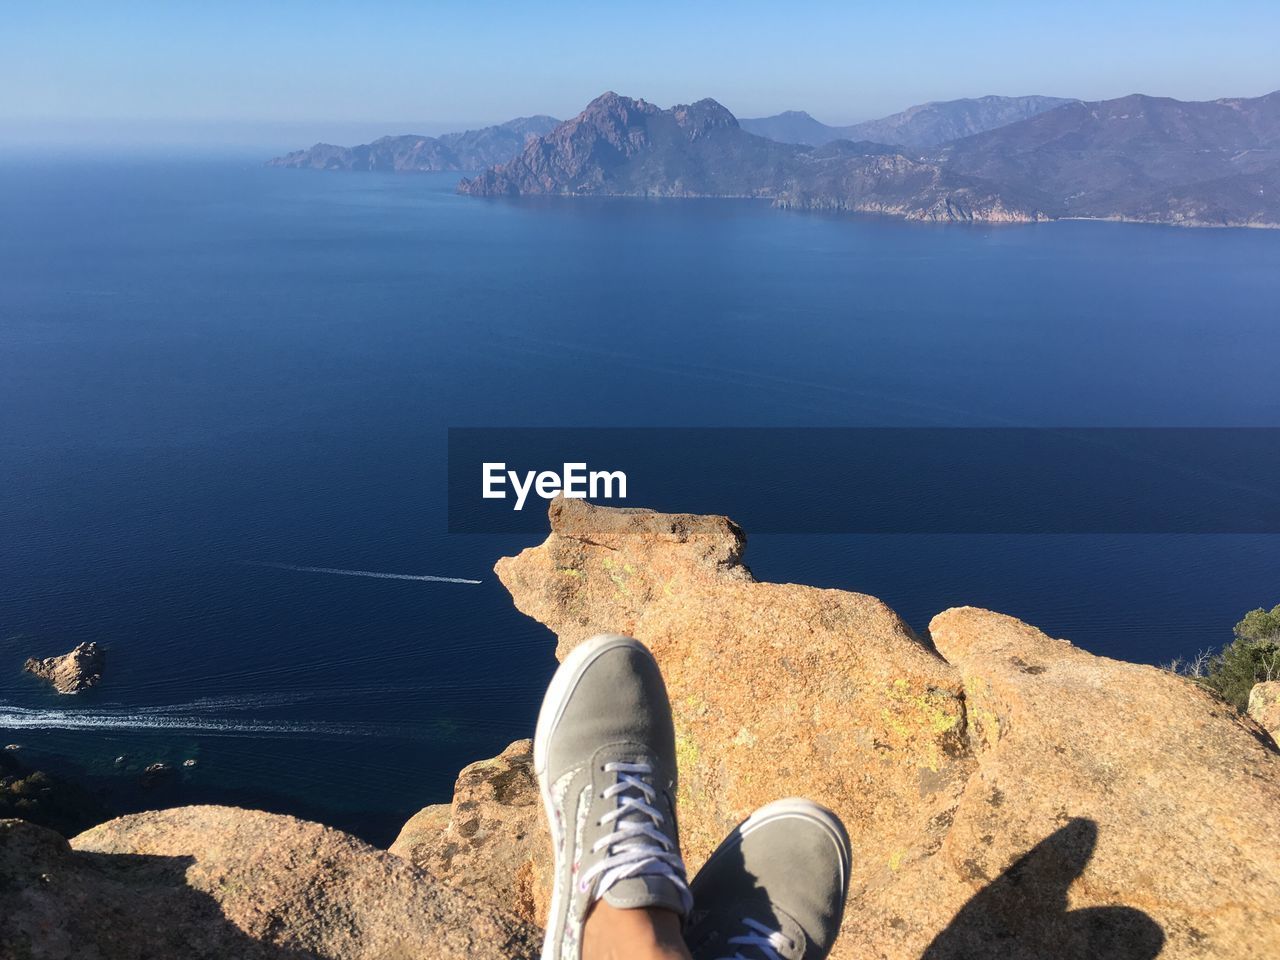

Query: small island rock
23,642,105,694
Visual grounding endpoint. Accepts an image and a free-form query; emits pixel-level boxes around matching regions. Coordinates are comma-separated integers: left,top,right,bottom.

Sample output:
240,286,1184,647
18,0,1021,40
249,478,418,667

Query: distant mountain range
740,95,1075,148
459,90,1280,227
267,116,560,171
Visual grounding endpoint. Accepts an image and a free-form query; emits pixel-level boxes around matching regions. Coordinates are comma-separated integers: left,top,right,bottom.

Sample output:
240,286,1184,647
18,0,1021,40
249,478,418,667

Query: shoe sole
533,633,655,960
698,796,853,900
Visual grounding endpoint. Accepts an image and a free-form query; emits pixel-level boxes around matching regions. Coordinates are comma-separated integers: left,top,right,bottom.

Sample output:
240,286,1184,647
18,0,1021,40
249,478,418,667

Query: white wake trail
0,704,363,736
246,562,481,585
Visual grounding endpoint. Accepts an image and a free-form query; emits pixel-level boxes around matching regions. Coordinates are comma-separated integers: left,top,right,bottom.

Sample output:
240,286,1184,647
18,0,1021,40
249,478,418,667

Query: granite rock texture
0,806,540,960
481,498,1280,960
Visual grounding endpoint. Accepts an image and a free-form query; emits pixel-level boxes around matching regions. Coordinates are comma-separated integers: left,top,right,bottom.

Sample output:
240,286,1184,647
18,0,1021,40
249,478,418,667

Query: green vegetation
0,752,105,837
1166,605,1280,711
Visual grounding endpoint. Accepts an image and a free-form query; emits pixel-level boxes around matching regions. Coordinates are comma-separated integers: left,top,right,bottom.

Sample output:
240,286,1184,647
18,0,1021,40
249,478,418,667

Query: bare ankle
582,901,692,960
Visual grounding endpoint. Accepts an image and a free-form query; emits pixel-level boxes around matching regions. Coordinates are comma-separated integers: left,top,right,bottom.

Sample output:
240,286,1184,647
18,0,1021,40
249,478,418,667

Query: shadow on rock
0,819,312,959
922,818,1164,960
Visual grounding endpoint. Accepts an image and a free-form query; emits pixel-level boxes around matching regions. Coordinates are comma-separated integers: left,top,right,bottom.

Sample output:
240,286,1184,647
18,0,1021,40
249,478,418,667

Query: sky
4,0,1279,150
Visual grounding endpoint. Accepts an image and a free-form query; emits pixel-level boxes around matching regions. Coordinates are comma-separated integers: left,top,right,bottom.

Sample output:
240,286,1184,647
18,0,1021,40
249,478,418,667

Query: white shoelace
577,760,692,913
715,917,795,960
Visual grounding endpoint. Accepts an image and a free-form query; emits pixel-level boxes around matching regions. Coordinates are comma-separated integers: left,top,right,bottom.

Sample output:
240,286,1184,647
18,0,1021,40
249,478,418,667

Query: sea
2,155,1278,843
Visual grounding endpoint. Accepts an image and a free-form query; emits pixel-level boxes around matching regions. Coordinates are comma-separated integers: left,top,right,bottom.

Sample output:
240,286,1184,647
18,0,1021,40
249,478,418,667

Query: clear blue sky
5,1,1278,147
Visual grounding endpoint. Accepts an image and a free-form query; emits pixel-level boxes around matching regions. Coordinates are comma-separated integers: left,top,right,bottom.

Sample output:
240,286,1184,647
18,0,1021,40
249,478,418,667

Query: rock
22,641,105,694
490,499,1280,960
390,739,543,925
140,762,174,786
1248,680,1280,742
0,806,546,960
926,606,1278,959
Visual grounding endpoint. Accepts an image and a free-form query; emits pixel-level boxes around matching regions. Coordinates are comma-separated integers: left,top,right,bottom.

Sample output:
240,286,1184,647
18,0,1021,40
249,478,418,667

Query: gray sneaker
533,633,692,960
685,799,851,960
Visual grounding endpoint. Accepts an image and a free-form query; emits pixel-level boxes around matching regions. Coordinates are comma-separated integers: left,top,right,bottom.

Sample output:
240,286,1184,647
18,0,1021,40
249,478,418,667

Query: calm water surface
1,158,1277,840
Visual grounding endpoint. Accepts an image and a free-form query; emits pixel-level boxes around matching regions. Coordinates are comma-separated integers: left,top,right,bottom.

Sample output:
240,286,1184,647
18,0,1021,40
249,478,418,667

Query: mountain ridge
460,90,1280,227
740,95,1076,148
267,115,560,171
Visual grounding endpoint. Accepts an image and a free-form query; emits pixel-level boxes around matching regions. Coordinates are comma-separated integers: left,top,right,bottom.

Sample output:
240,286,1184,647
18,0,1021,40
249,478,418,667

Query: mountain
741,95,1075,148
459,93,804,198
941,92,1280,224
737,109,841,146
461,90,1280,226
459,92,1046,222
267,115,560,171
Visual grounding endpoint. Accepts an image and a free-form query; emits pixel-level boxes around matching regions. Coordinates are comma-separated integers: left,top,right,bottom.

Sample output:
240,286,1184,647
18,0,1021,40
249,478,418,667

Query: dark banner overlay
446,428,1280,534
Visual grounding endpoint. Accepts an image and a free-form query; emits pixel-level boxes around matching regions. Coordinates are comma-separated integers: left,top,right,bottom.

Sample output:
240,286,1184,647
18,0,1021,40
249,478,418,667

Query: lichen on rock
479,498,1280,960
390,738,543,925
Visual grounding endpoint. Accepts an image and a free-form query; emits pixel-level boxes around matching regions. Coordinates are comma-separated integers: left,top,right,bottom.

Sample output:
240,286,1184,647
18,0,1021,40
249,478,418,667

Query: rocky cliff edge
472,498,1280,960
4,499,1279,959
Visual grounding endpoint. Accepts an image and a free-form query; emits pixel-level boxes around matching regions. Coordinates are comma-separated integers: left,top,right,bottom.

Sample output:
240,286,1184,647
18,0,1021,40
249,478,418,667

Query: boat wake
0,700,390,737
244,561,481,585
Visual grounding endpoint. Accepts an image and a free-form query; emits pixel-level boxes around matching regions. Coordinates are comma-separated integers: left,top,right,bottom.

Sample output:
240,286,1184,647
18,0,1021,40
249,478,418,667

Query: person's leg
684,798,851,960
583,903,691,960
534,634,692,960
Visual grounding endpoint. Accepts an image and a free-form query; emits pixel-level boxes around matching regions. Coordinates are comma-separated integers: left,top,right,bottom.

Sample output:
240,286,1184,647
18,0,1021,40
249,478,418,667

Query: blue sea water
1,157,1278,842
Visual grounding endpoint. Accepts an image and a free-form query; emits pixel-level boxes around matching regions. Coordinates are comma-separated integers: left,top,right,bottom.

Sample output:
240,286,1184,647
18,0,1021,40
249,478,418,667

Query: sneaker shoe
685,798,851,960
533,633,692,960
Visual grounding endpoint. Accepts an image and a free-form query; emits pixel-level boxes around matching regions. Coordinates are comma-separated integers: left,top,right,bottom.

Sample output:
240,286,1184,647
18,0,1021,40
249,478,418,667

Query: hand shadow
922,818,1164,960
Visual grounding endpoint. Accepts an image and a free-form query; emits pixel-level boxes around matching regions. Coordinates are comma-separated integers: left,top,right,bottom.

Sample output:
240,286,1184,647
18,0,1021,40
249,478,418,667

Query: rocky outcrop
482,498,1280,960
1248,681,1280,742
0,806,540,960
390,739,542,925
23,641,104,694
7,501,1280,958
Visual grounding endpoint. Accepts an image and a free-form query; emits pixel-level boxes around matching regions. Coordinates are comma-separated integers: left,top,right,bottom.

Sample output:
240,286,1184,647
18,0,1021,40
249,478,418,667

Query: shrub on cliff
0,753,106,837
1171,605,1280,710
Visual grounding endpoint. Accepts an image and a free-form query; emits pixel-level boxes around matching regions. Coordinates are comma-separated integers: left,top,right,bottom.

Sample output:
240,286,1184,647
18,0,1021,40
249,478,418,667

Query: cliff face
472,499,1279,960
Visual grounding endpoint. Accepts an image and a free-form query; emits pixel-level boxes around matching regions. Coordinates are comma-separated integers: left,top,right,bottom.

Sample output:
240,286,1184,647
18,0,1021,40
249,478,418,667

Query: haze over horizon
5,0,1280,151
